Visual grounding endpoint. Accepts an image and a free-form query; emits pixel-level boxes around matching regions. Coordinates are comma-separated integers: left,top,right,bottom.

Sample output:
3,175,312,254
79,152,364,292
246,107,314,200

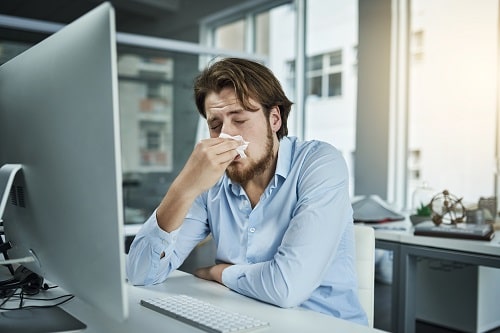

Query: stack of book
413,221,495,241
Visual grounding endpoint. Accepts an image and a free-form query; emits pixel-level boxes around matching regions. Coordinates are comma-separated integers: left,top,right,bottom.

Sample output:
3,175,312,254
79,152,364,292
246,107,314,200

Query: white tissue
219,133,249,158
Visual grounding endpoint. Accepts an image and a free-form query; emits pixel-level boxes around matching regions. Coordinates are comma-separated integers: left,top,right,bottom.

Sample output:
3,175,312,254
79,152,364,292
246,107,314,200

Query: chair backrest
354,224,375,327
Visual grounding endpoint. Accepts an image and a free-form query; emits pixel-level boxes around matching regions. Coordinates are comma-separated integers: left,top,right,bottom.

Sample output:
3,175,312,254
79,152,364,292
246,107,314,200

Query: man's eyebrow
227,109,245,115
208,109,245,122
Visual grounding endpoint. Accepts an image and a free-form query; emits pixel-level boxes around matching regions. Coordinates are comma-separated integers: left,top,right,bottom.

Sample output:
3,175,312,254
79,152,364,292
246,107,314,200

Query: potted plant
410,202,432,225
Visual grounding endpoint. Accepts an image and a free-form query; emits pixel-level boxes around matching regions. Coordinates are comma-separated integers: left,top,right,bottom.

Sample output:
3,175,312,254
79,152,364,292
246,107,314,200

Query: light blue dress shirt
126,136,368,326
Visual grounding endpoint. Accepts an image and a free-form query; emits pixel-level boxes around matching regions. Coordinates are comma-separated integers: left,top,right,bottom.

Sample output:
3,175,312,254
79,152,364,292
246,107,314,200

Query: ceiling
0,0,252,41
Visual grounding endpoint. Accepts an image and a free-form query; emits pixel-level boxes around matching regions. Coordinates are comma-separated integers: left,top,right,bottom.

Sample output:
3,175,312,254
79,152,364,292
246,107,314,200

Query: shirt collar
275,136,292,180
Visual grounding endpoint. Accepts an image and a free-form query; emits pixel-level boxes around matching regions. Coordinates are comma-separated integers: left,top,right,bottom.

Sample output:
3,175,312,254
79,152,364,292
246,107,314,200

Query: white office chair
354,224,375,328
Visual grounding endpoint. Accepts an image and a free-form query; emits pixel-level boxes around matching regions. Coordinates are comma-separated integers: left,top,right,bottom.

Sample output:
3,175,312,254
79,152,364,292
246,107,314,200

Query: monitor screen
0,2,128,323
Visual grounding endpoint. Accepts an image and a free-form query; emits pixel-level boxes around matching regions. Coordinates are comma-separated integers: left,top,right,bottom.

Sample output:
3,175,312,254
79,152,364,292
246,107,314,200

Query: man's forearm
194,264,232,284
156,179,199,233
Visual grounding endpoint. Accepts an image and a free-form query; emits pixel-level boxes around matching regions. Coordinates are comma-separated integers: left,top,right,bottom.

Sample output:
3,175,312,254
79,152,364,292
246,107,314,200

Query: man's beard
226,125,274,185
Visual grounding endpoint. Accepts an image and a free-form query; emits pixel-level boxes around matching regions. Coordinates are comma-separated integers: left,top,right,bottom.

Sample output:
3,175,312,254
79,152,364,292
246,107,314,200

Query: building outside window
305,50,343,98
406,0,498,208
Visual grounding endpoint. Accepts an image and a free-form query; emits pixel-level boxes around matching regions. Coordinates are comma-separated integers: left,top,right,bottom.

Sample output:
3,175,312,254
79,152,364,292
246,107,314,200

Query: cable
0,287,17,308
22,293,74,302
0,285,75,311
0,294,75,310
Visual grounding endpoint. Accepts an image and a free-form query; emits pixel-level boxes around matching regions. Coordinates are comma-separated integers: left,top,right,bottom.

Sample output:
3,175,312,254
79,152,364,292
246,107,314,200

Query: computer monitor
0,2,128,323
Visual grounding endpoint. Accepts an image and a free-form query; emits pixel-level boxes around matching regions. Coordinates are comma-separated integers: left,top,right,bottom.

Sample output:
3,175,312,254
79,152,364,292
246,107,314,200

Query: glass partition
116,46,202,225
0,21,260,231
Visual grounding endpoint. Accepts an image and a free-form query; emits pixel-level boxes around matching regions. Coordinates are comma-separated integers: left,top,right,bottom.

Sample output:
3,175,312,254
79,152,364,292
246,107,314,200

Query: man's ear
269,106,282,132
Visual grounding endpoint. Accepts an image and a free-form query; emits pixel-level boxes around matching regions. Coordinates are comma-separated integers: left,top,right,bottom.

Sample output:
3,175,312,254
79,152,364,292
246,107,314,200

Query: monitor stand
0,164,23,222
0,164,33,269
0,237,14,275
0,307,86,333
0,164,87,332
0,164,23,275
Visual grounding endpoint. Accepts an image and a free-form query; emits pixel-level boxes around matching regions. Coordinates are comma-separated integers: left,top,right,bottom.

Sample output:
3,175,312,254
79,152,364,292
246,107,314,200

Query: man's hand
194,263,232,284
179,138,240,195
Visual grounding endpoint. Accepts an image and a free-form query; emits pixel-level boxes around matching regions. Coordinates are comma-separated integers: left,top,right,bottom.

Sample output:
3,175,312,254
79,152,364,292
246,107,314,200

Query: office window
140,124,167,166
352,45,358,73
306,54,323,97
305,51,342,98
408,149,422,182
411,30,425,63
326,51,342,97
303,0,357,196
199,1,297,139
212,12,272,57
203,2,294,58
329,51,342,66
328,72,342,97
214,19,245,52
406,0,498,206
308,54,323,71
285,59,296,93
117,53,174,173
146,130,161,150
201,0,358,196
255,11,270,56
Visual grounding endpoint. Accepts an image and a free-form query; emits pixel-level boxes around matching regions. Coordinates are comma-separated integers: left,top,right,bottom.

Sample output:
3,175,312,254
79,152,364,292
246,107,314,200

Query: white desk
373,223,500,333
1,269,387,333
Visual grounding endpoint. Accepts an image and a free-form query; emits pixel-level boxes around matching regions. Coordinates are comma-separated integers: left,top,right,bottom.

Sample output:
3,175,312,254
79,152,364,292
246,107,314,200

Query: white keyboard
140,294,270,333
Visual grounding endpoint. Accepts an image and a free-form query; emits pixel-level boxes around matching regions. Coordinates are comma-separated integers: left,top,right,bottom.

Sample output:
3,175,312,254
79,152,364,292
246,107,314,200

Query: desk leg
375,240,402,333
398,246,417,333
390,244,400,333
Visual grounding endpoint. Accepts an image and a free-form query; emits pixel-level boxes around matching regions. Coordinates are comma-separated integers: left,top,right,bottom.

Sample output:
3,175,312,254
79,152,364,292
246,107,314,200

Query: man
126,57,368,325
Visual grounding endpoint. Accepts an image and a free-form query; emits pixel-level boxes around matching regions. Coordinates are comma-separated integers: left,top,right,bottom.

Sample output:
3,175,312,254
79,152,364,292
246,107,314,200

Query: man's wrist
212,264,231,284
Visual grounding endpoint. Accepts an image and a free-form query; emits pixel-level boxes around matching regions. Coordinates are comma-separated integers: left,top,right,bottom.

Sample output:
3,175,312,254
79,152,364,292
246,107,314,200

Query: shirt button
249,227,256,233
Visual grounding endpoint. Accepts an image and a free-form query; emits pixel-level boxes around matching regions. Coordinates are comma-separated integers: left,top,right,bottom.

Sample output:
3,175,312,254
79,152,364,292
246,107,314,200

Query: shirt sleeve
126,195,211,285
221,144,353,308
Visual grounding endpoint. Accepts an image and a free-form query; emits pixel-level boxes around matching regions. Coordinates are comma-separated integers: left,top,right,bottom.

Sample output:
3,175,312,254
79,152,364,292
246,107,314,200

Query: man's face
205,87,280,184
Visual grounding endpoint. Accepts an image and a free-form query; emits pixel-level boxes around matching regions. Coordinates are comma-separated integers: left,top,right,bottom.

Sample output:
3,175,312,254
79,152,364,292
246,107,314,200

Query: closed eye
208,120,222,130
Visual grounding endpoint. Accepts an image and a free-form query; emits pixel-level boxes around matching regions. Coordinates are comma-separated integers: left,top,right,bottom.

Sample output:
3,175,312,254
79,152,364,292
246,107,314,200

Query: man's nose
220,123,236,135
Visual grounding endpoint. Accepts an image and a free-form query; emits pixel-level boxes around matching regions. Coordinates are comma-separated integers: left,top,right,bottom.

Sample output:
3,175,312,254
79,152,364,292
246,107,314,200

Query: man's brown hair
194,57,293,140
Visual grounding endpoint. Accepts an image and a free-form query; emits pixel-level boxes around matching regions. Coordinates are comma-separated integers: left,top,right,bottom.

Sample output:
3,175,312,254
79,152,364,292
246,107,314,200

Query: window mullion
245,13,255,53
